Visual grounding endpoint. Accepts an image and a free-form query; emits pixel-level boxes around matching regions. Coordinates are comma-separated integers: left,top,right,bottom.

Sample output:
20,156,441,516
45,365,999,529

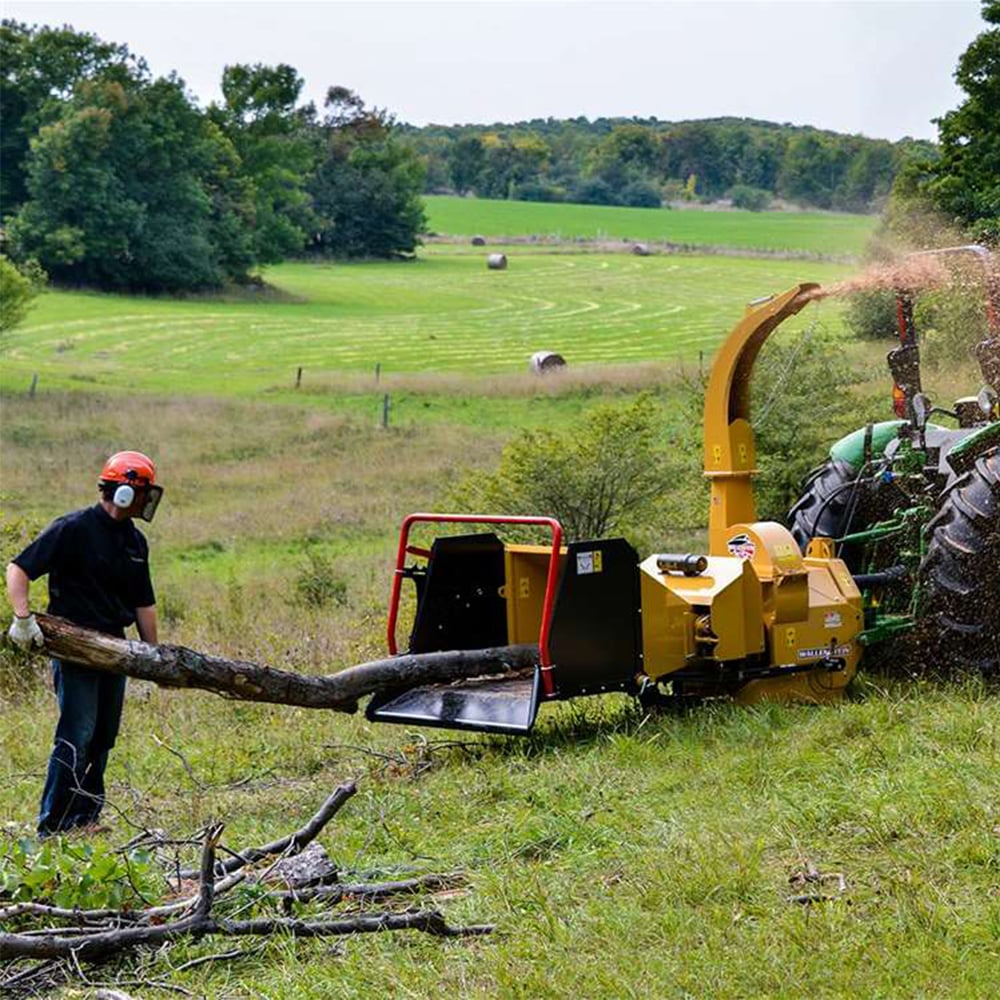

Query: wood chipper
369,252,999,734
368,285,868,734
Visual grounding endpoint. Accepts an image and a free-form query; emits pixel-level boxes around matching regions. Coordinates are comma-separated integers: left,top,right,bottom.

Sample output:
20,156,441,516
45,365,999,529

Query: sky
2,0,987,141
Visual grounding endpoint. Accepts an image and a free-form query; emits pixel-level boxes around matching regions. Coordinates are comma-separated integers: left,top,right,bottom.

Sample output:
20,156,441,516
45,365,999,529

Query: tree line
0,21,427,293
402,116,936,214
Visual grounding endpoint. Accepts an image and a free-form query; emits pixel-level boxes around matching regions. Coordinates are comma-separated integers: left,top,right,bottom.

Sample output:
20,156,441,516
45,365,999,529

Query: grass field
424,195,879,259
1,253,854,401
3,207,998,997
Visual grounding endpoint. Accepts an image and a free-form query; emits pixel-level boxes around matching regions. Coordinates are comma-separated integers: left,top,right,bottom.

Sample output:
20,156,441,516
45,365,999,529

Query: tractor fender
828,421,906,470
945,422,1000,475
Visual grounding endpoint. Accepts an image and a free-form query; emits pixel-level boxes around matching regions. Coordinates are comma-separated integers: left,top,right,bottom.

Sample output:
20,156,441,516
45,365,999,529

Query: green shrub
917,284,993,367
293,549,348,608
728,185,772,212
0,836,162,915
751,332,863,519
0,254,45,335
448,394,688,544
619,180,662,208
845,288,898,340
512,181,566,203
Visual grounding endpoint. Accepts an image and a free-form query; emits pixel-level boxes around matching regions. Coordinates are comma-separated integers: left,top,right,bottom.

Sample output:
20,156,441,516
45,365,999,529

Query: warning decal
576,551,603,575
726,533,756,560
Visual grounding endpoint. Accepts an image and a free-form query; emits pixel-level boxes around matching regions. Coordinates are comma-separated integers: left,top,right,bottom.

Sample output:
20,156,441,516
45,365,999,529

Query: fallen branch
180,780,357,879
0,783,492,975
34,613,537,713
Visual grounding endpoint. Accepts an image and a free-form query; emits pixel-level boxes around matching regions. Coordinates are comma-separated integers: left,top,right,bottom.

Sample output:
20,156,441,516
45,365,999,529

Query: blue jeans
38,660,126,835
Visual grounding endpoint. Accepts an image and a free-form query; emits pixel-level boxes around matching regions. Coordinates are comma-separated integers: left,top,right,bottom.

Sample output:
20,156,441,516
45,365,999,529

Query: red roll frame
386,513,565,696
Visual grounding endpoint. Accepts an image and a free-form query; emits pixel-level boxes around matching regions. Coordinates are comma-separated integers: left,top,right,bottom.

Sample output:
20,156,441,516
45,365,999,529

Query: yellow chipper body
368,284,863,734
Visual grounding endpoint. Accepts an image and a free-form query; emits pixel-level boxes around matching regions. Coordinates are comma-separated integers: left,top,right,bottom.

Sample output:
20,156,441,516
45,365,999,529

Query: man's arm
135,605,158,645
6,563,31,618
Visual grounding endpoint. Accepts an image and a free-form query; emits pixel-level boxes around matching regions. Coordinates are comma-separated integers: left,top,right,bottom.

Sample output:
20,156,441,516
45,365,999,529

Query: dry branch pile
0,781,492,991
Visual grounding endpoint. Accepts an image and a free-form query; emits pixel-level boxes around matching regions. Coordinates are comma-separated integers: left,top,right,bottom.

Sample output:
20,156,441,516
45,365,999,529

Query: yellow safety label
785,627,797,648
712,444,723,465
518,577,531,599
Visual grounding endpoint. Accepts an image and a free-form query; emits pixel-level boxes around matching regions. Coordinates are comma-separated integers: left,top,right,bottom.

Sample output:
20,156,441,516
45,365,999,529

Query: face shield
138,485,164,522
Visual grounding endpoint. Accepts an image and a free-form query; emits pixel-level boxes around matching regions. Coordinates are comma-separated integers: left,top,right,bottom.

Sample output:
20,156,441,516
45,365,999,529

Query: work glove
8,613,44,651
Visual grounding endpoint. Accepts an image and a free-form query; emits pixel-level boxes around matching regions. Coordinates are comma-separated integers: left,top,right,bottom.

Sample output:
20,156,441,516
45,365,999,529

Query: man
6,451,162,836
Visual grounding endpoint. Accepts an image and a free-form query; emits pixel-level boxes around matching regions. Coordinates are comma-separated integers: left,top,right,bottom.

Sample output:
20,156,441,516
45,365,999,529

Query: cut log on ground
33,613,538,713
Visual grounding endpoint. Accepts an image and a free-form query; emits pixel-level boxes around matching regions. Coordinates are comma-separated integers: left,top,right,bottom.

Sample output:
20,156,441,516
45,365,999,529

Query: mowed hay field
3,207,1000,998
1,253,855,399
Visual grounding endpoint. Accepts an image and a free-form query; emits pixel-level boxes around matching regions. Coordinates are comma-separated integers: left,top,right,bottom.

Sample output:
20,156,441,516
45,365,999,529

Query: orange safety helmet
98,451,163,521
100,451,157,486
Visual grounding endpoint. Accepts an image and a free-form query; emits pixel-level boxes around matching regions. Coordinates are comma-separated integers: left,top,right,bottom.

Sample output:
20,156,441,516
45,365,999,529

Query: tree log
34,613,538,713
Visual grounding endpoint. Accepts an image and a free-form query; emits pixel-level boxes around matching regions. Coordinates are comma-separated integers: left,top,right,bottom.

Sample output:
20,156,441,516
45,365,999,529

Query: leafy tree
210,63,318,263
308,87,426,258
778,133,849,208
0,254,45,334
475,133,550,199
8,75,255,291
588,124,662,195
662,123,725,198
924,0,1000,241
0,20,141,212
448,134,485,195
837,141,898,212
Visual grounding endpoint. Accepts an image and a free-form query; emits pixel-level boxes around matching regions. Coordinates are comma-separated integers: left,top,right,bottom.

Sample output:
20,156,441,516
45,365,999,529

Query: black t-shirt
13,504,155,635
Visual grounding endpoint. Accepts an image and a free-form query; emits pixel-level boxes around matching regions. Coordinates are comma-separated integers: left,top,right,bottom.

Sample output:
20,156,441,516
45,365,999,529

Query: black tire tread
787,459,891,571
920,449,1000,676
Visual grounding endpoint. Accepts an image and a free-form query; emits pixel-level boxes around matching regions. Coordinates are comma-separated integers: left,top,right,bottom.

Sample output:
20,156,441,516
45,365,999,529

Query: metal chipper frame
368,286,869,736
368,513,643,734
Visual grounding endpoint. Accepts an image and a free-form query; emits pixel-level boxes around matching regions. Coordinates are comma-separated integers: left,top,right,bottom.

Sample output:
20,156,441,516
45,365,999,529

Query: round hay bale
631,242,651,256
529,351,567,375
487,253,508,270
471,235,487,246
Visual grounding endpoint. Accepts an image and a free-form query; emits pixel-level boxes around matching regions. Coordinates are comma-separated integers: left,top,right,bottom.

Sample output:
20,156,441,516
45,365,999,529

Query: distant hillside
399,116,937,214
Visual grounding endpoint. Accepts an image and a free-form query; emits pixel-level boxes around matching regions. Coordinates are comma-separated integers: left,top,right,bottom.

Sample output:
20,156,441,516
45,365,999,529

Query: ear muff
113,484,135,509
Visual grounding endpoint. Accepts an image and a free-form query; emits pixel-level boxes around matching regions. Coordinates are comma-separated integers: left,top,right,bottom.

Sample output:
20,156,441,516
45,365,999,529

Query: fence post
381,393,390,429
295,366,303,389
28,373,38,398
375,362,381,384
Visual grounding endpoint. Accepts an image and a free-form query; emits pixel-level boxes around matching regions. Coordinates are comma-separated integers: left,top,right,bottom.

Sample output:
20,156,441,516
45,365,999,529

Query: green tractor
787,246,1000,674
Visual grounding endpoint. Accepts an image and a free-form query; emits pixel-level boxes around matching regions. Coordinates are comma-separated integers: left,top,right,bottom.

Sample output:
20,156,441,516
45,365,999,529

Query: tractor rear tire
920,449,1000,677
787,459,888,571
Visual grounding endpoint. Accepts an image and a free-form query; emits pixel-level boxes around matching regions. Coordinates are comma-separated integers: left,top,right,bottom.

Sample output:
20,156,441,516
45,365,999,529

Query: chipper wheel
920,449,1000,676
787,458,889,571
